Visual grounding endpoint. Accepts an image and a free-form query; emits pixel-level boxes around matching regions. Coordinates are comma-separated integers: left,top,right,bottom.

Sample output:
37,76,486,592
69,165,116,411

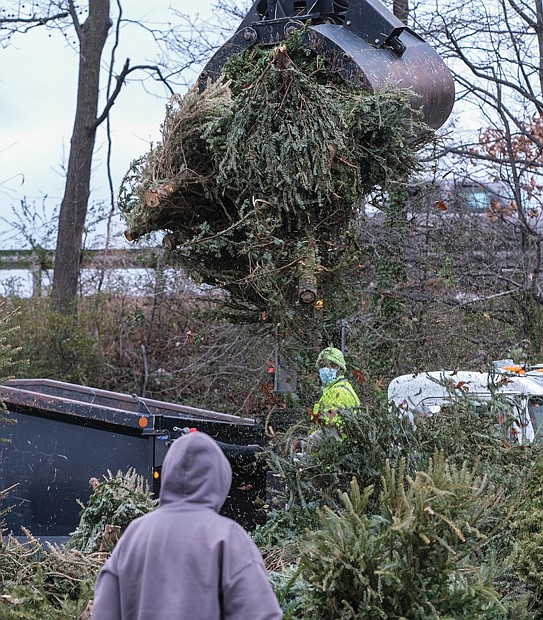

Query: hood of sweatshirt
159,431,232,512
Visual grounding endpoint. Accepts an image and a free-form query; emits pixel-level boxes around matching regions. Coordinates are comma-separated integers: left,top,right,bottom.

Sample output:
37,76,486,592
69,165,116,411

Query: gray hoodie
92,432,283,620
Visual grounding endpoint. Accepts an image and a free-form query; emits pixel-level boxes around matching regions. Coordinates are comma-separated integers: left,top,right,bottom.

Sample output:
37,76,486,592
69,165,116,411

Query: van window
528,397,543,438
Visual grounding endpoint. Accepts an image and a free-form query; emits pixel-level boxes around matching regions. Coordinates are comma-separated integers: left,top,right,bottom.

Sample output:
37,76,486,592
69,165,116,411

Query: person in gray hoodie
92,431,283,620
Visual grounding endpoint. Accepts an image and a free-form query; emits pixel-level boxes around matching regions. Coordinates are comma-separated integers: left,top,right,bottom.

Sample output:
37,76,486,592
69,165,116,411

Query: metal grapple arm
197,0,454,129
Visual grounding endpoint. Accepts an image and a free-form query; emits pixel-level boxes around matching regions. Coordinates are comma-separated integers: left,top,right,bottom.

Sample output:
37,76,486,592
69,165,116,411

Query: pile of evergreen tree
118,31,430,320
255,386,543,619
3,388,543,618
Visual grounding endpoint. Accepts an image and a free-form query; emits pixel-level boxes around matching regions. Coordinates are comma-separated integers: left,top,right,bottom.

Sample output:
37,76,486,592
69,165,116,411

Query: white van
387,363,543,444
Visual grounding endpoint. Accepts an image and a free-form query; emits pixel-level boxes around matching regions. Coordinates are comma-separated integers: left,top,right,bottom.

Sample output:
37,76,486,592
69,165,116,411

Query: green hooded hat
316,347,347,372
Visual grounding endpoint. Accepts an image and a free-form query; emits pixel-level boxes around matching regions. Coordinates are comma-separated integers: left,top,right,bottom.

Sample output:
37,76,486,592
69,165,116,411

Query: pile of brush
118,32,430,310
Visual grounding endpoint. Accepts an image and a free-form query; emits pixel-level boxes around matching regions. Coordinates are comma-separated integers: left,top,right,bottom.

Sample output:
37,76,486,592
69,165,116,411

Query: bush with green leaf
0,303,24,445
0,469,157,618
257,385,541,618
412,388,530,477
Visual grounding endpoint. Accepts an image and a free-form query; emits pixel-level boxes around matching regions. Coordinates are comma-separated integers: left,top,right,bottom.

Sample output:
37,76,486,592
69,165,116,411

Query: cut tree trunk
298,239,318,305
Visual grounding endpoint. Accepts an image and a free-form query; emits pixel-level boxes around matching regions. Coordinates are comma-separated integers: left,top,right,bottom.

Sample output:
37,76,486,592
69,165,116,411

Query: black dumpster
0,379,267,541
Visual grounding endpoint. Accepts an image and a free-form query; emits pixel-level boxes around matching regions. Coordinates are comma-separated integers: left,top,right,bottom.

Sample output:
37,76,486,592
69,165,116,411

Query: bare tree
50,0,112,312
382,0,543,360
2,1,185,312
412,0,542,227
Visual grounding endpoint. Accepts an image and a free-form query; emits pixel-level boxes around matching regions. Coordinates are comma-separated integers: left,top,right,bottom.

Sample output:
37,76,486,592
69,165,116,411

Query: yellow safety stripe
333,380,361,406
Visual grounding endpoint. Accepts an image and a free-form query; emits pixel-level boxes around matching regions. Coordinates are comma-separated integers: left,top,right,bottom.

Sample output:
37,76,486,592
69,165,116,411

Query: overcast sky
0,0,225,250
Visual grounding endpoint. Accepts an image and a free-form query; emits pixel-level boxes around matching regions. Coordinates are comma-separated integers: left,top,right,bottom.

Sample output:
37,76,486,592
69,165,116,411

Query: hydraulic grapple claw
197,0,454,129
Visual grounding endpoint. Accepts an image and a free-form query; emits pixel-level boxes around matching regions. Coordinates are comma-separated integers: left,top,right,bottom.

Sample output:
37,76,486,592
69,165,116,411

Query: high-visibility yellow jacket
312,376,361,428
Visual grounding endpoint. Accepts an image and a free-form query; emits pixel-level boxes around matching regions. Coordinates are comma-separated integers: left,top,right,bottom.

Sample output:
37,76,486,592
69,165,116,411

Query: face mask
319,367,337,386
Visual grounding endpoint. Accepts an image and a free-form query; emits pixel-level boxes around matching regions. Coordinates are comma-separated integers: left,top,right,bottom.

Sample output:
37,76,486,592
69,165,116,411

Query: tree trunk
298,239,318,305
393,0,409,23
51,0,111,313
536,0,543,99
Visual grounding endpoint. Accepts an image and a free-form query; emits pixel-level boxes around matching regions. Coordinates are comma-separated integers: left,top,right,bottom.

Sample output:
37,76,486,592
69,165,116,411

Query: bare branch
67,0,82,39
0,12,68,25
92,60,174,131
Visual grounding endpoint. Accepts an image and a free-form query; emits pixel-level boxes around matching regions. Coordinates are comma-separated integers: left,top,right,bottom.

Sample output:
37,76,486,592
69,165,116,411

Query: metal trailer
0,379,267,542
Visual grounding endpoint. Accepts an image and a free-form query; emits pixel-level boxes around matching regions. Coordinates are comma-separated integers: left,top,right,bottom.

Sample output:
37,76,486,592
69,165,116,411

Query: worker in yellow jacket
311,346,361,436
